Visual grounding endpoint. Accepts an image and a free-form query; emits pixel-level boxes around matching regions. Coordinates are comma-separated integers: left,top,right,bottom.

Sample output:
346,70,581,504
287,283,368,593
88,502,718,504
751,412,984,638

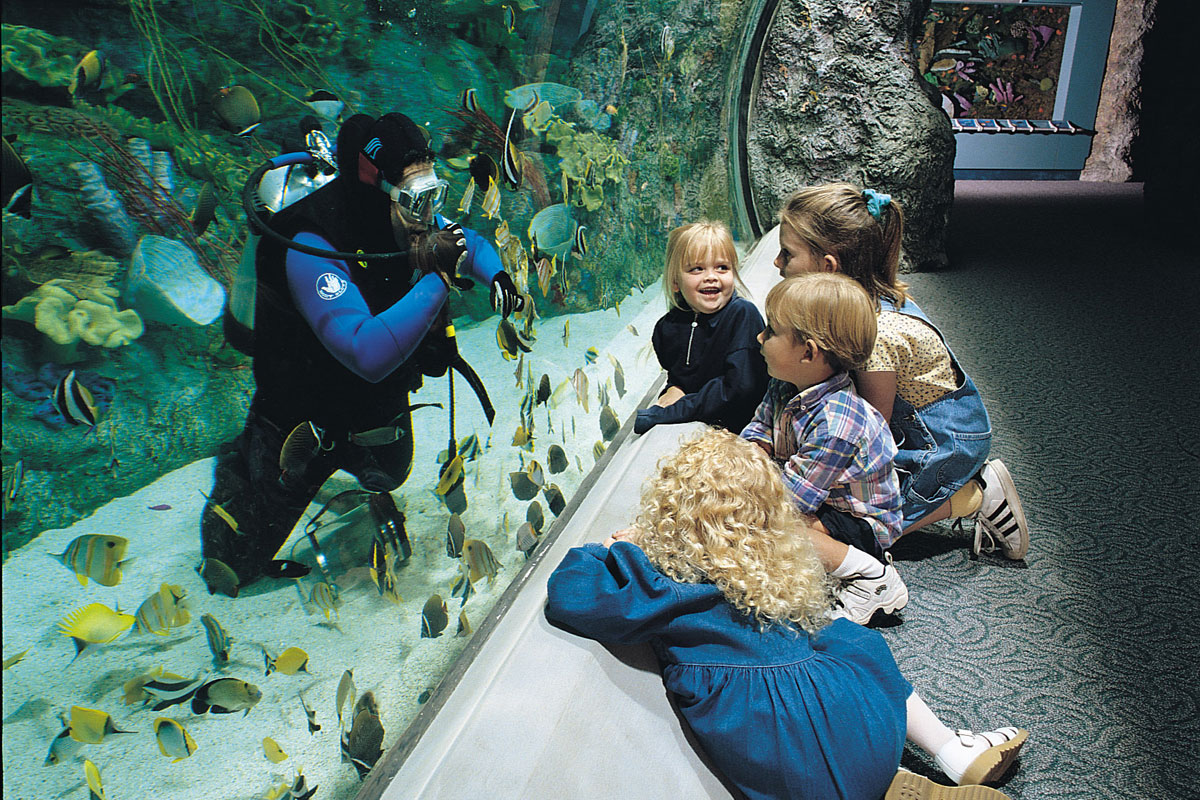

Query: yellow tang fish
51,534,129,586
135,583,190,635
68,706,133,744
59,603,135,660
462,538,501,586
84,758,106,800
263,736,288,763
154,717,198,762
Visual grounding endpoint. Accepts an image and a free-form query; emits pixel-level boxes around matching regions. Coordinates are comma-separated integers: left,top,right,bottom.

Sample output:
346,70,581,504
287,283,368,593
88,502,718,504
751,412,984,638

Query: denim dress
546,542,911,800
879,298,991,529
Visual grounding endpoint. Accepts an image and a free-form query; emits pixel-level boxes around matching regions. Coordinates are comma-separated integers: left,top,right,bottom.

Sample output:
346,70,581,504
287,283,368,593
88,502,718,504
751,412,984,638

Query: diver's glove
411,224,469,288
490,271,525,318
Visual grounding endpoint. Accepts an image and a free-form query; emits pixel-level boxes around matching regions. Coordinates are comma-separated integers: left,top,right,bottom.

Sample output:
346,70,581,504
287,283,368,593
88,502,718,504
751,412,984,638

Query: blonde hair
661,220,747,311
778,183,908,308
764,274,877,373
630,428,830,633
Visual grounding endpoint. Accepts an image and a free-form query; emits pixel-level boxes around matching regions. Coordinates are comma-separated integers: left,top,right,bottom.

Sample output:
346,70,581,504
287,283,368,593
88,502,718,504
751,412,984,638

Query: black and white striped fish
52,370,99,426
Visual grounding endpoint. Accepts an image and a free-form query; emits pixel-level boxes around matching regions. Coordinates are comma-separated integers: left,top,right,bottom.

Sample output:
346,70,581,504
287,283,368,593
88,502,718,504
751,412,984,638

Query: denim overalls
879,298,991,529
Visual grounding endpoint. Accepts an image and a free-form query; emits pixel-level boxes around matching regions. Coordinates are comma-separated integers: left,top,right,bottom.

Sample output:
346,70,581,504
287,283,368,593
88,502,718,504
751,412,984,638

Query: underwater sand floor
2,287,666,800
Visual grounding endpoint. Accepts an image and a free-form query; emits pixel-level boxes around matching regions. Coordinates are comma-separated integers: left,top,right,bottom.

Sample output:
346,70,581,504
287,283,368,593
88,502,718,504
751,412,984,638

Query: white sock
905,691,954,755
829,546,885,579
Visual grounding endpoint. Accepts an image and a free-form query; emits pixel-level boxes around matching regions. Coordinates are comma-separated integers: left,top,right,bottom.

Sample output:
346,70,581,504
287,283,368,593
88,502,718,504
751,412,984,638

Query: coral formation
544,119,628,212
3,279,144,362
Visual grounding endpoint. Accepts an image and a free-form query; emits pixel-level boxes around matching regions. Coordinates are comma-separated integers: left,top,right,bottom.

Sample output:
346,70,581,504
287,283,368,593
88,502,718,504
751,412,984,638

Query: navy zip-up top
635,294,768,434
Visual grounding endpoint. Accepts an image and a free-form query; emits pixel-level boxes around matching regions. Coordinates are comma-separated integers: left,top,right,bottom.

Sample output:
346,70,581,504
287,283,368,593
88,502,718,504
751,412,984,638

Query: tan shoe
885,769,1013,799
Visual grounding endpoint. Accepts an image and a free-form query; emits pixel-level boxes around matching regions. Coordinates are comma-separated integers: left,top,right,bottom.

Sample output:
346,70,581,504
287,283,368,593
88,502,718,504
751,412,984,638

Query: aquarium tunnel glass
0,1,772,798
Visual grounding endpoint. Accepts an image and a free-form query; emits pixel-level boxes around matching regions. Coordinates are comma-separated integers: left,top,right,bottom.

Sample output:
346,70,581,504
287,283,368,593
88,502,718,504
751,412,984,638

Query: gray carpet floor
882,181,1199,799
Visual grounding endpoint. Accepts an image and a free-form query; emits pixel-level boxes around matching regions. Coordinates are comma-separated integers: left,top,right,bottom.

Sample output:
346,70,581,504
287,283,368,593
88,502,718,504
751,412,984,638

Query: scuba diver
200,111,524,595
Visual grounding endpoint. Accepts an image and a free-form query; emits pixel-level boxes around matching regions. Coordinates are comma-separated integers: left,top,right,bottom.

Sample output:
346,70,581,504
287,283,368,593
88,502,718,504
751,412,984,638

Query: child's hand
656,386,686,407
603,527,637,547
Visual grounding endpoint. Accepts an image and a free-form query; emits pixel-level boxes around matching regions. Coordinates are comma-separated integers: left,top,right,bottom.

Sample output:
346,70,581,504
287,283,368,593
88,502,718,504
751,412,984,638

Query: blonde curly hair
630,428,830,633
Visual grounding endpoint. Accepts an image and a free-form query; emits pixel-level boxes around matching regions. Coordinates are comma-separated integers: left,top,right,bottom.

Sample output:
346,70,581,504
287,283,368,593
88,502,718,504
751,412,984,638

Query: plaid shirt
741,373,902,550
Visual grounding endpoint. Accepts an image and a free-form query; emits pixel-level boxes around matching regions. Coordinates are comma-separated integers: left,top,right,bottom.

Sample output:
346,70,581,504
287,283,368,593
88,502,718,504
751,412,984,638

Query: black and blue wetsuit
201,173,501,588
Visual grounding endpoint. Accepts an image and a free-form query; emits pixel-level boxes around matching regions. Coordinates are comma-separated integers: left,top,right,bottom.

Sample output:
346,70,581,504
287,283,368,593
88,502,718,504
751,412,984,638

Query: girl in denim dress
775,184,1030,559
546,428,1026,800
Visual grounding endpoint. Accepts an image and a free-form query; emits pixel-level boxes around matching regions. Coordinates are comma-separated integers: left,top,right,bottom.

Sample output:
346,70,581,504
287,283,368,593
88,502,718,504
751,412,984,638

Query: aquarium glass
1,1,754,798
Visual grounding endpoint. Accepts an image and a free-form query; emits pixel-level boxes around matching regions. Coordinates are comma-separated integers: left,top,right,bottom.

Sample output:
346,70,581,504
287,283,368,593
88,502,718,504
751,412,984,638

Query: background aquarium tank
0,0,759,797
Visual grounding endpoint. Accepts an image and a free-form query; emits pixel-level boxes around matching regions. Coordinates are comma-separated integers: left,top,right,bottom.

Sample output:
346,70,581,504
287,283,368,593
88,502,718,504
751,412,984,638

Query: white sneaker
830,554,909,624
971,460,1030,560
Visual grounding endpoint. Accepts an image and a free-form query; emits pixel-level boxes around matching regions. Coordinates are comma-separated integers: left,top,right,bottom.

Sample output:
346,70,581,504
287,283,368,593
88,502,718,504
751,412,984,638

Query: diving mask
381,170,449,224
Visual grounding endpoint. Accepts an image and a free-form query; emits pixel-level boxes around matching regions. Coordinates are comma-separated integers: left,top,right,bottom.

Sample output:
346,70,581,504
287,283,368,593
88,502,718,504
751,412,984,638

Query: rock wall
746,0,954,270
1081,0,1156,182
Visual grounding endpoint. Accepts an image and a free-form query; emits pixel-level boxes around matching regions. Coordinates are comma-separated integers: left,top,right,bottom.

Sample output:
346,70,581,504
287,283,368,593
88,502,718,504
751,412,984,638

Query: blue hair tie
863,189,891,221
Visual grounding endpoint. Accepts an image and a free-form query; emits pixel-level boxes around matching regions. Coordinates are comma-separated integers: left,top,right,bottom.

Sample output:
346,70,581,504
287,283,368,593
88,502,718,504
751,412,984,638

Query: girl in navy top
634,220,768,435
546,428,1026,800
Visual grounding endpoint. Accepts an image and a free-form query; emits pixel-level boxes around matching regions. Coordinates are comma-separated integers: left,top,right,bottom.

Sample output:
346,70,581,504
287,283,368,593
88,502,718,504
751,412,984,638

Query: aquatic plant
2,243,122,292
2,278,144,363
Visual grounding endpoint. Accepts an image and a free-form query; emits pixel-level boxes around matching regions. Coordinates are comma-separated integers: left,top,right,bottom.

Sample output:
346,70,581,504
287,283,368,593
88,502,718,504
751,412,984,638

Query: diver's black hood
345,112,435,190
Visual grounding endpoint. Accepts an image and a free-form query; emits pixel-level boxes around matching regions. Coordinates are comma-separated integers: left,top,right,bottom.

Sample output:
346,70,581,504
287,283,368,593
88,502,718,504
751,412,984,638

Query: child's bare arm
853,369,897,422
655,386,687,407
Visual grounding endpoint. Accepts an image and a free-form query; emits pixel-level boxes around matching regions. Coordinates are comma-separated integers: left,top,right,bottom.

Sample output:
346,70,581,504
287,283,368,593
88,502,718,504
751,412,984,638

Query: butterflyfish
627,324,640,336
342,695,384,779
264,646,310,676
190,181,217,235
511,425,533,450
200,613,233,665
462,538,501,585
585,346,599,364
458,177,476,214
495,219,512,247
68,706,133,744
336,669,356,728
600,405,621,442
58,603,134,659
510,470,540,501
593,440,607,461
199,556,240,597
141,675,206,711
191,677,262,715
572,368,590,412
69,50,105,95
446,514,466,558
502,4,516,33
123,667,184,705
573,224,589,256
459,433,482,461
310,581,340,621
536,256,555,296
536,374,552,406
280,421,322,478
84,758,106,800
456,610,473,637
421,594,449,638
51,533,127,586
200,490,240,534
300,693,321,734
212,85,261,136
306,88,344,121
562,319,570,347
547,444,568,474
544,483,566,515
3,136,33,219
434,455,465,496
263,736,288,763
449,568,475,605
264,559,311,579
526,501,545,534
516,522,539,558
527,460,545,488
3,648,29,670
480,178,501,219
135,583,190,635
153,717,198,762
609,354,627,397
45,720,82,766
